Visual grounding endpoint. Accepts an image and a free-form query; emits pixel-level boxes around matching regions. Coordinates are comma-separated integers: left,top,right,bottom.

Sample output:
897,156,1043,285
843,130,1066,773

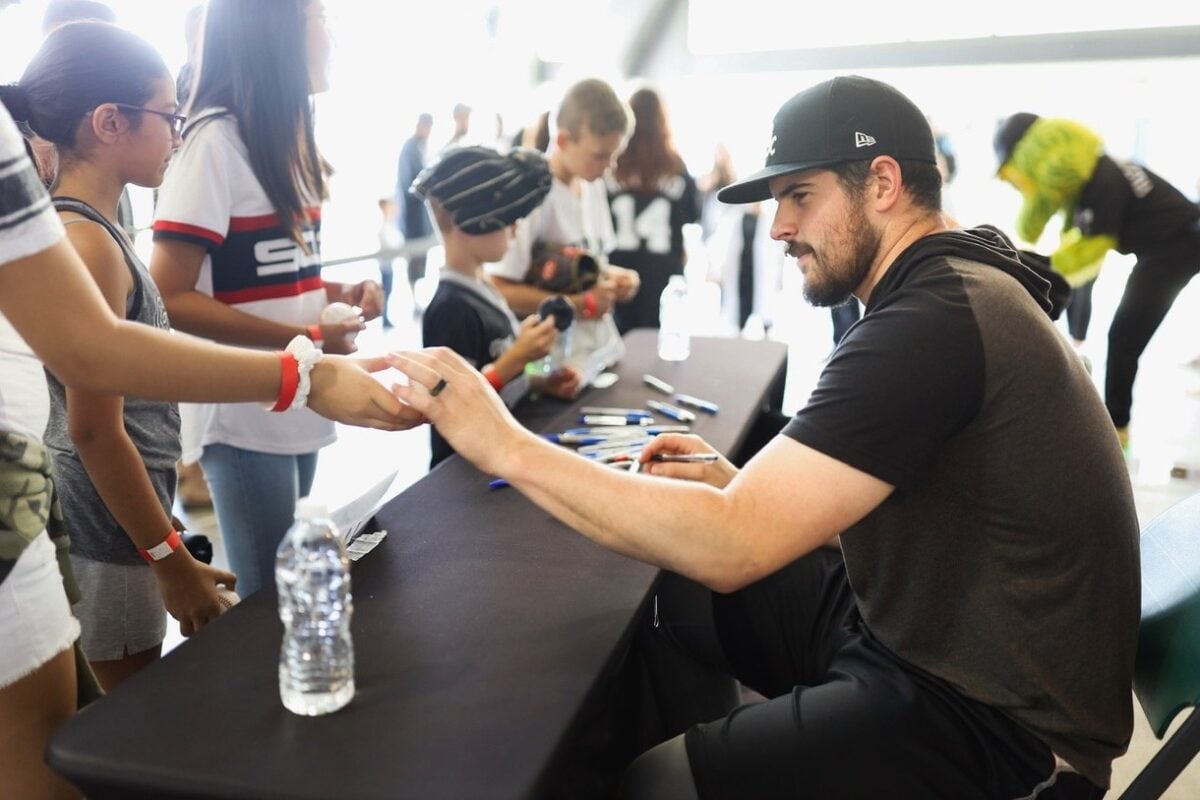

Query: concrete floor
172,252,1200,797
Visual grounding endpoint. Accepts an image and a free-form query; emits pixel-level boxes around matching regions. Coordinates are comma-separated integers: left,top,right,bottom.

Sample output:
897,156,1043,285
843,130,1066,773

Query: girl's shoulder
58,213,132,303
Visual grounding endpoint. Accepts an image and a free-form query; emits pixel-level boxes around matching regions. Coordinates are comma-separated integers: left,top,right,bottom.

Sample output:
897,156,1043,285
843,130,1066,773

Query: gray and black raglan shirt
783,227,1140,787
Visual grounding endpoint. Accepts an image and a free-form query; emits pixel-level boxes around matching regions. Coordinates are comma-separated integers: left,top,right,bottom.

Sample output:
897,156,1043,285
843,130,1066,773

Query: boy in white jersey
488,78,641,383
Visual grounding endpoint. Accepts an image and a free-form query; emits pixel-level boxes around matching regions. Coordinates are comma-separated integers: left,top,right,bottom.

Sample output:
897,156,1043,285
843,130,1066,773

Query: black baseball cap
411,146,552,235
718,75,937,205
993,112,1039,172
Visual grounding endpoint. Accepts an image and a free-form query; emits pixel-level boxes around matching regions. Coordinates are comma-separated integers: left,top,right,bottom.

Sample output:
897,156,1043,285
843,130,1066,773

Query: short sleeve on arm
152,120,233,252
0,108,63,266
783,273,985,489
422,299,488,368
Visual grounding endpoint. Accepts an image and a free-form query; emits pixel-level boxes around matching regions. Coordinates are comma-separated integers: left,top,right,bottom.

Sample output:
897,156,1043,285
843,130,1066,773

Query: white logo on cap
855,132,876,148
766,134,777,159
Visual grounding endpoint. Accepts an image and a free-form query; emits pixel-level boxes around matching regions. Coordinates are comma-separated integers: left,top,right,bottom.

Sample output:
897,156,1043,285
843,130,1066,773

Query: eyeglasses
111,103,187,136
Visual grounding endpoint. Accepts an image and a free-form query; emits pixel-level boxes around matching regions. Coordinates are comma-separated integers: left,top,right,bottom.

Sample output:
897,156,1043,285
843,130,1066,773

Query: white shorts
0,531,80,689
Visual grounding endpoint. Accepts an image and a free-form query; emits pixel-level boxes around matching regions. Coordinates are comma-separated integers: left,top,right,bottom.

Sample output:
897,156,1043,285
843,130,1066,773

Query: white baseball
319,302,361,344
320,302,361,324
216,585,241,611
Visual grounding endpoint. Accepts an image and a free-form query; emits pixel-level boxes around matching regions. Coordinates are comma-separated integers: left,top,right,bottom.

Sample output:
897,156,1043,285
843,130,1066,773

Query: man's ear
869,156,903,212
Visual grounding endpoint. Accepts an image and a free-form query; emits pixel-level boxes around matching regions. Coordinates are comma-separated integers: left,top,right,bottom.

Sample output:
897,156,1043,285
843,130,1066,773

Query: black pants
646,553,1106,799
1105,231,1200,428
378,258,394,325
1066,278,1095,342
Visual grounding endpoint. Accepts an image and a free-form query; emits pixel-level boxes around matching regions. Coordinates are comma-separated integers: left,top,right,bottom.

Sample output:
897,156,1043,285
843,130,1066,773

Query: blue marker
642,374,675,395
580,414,654,426
561,427,657,437
672,393,720,414
580,407,653,418
646,399,696,423
488,478,510,490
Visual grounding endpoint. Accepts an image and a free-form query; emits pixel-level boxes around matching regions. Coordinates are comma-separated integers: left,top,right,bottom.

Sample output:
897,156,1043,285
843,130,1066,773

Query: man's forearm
503,431,757,591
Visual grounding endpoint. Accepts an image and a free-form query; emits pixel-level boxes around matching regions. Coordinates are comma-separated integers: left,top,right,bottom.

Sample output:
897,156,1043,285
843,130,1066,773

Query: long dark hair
0,21,168,151
188,0,325,246
613,87,685,192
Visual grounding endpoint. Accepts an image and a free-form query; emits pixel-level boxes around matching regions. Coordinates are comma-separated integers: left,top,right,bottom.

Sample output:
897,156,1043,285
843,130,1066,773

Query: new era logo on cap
855,131,876,148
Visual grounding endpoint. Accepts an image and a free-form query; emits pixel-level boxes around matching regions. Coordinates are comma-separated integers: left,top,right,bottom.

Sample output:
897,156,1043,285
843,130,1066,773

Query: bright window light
688,0,1200,54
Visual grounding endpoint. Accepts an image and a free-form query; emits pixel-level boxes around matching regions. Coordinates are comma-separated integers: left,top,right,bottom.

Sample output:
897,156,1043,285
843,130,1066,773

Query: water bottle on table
658,274,690,361
276,497,355,716
528,294,575,376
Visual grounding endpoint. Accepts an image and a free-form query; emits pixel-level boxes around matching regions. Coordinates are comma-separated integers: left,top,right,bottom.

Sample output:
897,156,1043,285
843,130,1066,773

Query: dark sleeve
422,297,488,369
680,172,701,225
1075,156,1131,240
782,272,985,489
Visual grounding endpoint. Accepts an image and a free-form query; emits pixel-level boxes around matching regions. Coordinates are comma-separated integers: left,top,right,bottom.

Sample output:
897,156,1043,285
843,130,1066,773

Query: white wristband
285,334,323,411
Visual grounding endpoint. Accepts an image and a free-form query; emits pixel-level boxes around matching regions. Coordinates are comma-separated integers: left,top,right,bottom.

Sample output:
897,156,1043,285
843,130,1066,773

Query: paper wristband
139,529,183,563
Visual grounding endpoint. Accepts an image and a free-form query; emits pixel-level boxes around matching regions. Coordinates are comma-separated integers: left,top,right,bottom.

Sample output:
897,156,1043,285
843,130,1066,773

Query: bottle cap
295,496,330,520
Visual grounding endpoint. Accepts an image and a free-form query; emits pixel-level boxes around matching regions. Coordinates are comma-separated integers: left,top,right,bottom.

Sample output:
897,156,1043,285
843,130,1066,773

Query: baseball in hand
320,302,361,325
320,302,362,344
216,585,241,611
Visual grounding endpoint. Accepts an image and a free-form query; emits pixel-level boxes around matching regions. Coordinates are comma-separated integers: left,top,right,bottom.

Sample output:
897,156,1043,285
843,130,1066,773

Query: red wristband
139,529,183,563
583,291,598,320
306,324,323,344
482,364,504,392
272,351,300,412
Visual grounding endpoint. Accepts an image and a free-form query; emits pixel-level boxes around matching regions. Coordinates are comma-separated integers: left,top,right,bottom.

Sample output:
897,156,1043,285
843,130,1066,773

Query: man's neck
855,212,948,305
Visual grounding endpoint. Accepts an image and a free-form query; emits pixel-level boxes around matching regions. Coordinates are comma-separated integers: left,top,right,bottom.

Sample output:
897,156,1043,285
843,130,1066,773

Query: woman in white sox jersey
151,0,383,597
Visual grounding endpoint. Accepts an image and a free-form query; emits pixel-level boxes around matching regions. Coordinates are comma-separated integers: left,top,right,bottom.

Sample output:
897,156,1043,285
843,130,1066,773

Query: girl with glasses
1,20,239,696
0,18,420,800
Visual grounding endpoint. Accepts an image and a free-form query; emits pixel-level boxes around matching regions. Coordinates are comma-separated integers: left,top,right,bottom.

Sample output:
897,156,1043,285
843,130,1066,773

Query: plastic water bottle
528,295,575,376
658,275,691,361
276,497,355,716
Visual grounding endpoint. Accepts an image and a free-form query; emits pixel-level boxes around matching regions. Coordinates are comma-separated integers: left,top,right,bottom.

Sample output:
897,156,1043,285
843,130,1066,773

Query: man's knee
621,734,700,800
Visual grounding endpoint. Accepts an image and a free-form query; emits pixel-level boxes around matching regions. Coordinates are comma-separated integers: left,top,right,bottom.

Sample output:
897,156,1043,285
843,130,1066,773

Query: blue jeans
199,445,318,598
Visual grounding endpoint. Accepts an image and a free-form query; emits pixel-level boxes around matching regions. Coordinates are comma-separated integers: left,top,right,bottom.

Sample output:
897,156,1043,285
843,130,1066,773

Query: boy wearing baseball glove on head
413,146,581,467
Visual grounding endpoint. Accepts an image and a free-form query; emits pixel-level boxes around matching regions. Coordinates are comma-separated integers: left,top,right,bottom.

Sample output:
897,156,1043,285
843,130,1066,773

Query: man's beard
788,199,880,308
